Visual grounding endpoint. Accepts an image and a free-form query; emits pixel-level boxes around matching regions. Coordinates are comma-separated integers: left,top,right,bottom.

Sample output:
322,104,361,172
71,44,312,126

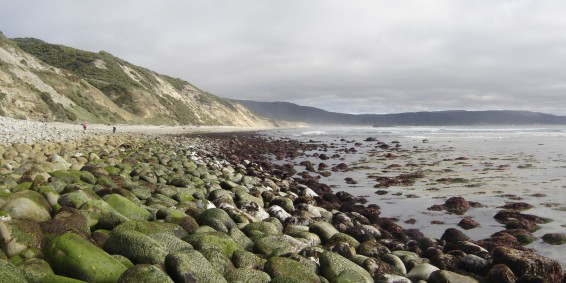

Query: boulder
103,230,162,265
165,249,227,283
310,221,339,243
406,263,439,282
542,233,566,245
197,208,236,233
185,232,240,256
492,246,563,283
1,196,51,222
444,197,470,214
103,194,151,221
117,264,174,283
243,221,280,236
264,256,321,283
428,270,479,283
252,234,307,256
485,264,516,283
19,258,54,283
38,274,87,283
0,219,44,257
200,248,235,275
45,232,128,283
319,251,373,283
0,259,27,283
224,268,271,283
231,249,265,269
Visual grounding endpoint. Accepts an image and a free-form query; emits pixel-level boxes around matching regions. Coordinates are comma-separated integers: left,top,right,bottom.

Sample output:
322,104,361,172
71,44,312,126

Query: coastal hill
236,100,566,126
0,32,273,127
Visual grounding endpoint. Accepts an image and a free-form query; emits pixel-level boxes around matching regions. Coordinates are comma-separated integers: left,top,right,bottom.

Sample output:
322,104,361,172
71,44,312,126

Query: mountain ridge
235,100,566,125
0,32,273,127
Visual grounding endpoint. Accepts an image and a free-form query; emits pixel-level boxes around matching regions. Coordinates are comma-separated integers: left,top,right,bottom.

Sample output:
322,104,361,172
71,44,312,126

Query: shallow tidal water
264,125,566,266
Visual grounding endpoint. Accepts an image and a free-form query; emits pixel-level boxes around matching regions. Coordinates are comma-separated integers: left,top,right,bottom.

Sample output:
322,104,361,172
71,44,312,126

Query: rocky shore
0,129,564,283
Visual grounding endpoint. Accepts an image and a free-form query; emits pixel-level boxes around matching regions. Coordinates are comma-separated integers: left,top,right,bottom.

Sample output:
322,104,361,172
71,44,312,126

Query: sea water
265,125,566,266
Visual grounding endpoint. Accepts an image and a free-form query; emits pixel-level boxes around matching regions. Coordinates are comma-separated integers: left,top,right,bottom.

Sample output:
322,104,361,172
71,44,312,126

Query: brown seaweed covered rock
492,246,563,283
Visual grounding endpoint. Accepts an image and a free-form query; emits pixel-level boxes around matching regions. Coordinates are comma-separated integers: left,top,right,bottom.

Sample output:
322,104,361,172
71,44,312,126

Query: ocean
264,125,566,266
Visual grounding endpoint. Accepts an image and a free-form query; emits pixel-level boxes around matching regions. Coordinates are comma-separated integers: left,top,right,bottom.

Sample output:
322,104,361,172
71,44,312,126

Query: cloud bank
1,0,565,114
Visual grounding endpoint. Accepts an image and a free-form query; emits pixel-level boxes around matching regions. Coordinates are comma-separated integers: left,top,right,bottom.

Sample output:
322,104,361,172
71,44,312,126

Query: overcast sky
1,0,566,114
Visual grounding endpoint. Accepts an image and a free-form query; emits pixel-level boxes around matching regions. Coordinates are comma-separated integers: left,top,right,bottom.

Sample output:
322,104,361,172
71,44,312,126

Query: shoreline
0,116,280,145
0,127,563,282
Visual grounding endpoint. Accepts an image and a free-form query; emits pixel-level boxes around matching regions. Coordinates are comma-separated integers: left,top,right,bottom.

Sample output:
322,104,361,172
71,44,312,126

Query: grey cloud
1,0,565,114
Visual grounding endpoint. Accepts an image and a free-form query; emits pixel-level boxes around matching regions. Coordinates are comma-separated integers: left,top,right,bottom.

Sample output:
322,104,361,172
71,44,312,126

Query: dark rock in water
441,228,471,243
485,264,517,283
444,196,471,214
542,233,566,245
336,191,356,203
405,218,417,224
492,229,536,245
344,177,358,184
494,211,550,225
458,217,480,230
494,210,549,232
477,231,522,252
492,246,564,283
499,202,534,211
428,204,445,211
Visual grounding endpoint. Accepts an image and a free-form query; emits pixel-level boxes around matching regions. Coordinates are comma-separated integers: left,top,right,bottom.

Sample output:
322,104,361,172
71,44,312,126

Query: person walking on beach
82,123,87,131
113,126,116,133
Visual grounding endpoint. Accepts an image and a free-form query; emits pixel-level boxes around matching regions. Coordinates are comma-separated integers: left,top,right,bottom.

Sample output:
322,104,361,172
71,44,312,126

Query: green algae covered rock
243,221,280,236
117,264,174,283
103,194,151,221
45,232,128,283
0,259,27,283
49,170,87,184
231,249,266,269
200,248,235,275
197,208,236,233
264,257,321,283
112,220,187,238
334,270,370,283
19,258,54,283
309,222,339,243
39,274,87,283
112,254,134,268
79,199,130,230
185,232,240,256
253,234,307,257
229,227,254,252
165,249,227,283
105,221,191,264
103,229,170,265
319,251,373,283
270,275,304,283
225,268,271,283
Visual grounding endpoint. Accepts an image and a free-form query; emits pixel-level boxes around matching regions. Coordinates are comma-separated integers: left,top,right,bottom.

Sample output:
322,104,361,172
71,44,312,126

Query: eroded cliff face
0,33,273,127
